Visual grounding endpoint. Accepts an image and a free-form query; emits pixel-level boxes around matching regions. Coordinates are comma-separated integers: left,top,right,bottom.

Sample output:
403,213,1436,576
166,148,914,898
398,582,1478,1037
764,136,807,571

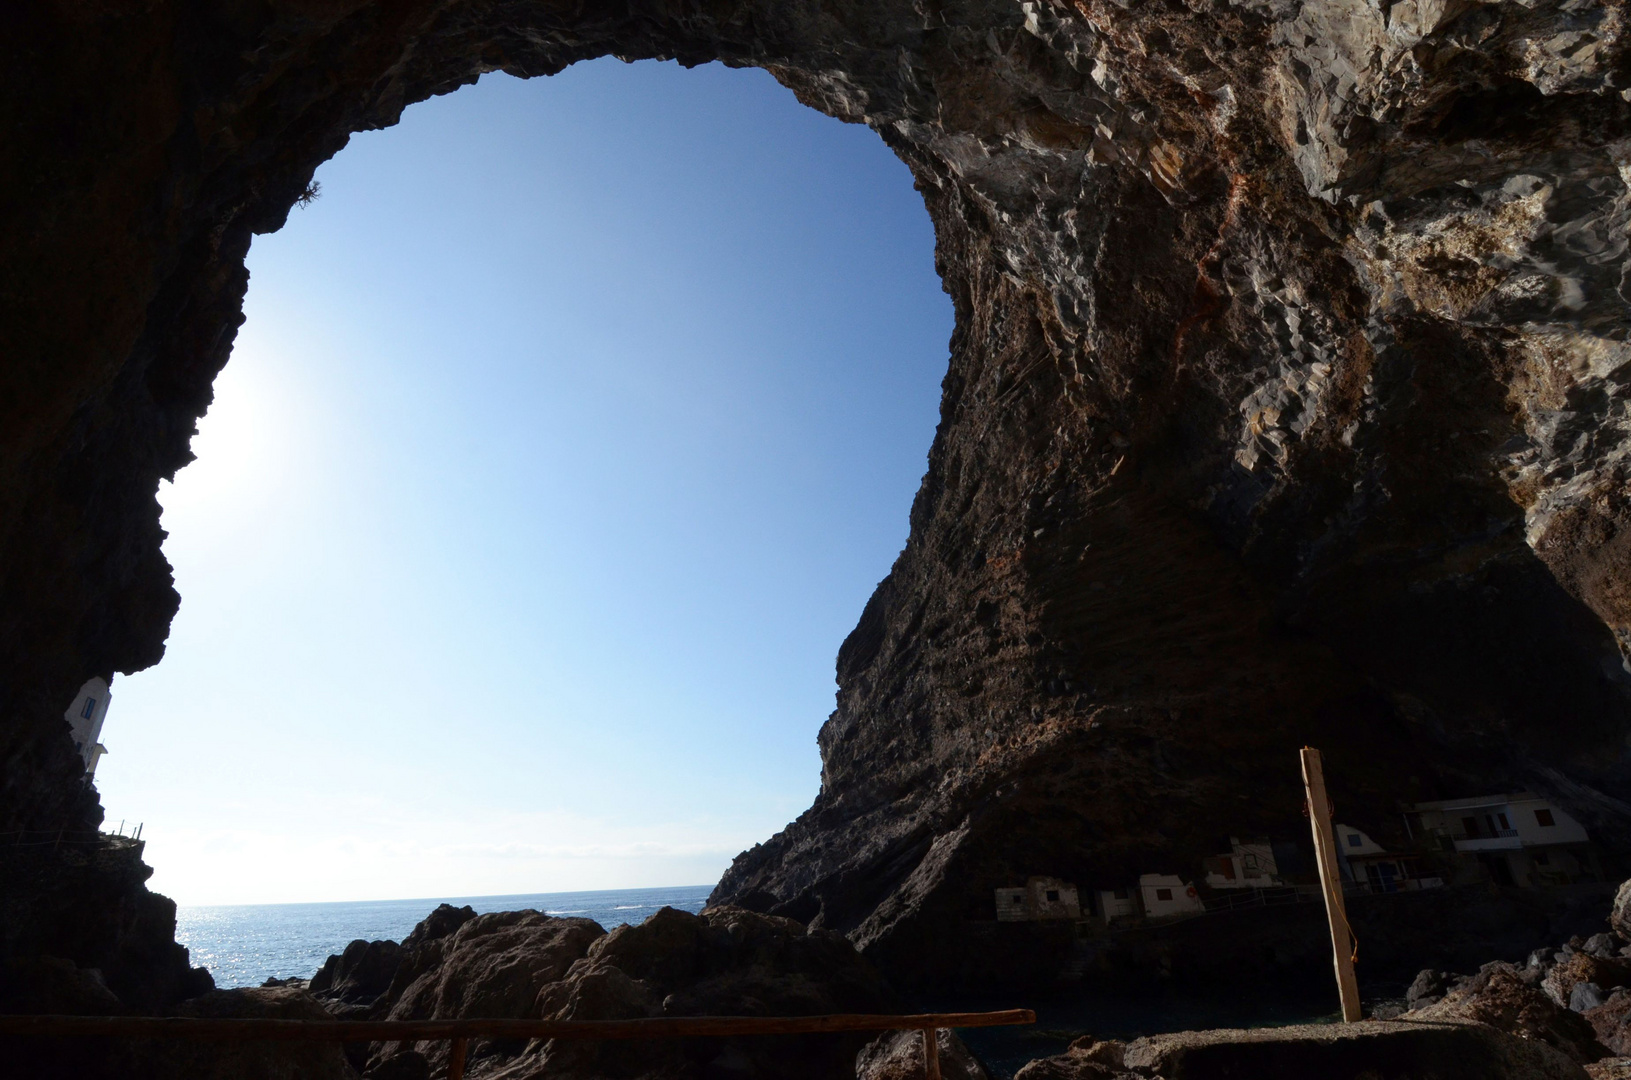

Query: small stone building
994,876,1081,921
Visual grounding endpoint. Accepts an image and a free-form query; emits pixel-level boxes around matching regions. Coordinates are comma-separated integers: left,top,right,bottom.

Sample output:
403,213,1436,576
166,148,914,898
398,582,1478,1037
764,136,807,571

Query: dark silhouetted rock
134,987,357,1080
363,1049,431,1080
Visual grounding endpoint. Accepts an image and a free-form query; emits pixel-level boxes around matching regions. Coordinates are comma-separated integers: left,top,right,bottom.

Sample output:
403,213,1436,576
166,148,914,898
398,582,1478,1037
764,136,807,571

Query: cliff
5,0,1631,1007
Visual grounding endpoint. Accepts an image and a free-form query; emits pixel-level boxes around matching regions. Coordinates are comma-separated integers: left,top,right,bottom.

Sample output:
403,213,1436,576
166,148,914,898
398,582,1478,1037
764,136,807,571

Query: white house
994,876,1081,921
1202,837,1280,889
1333,824,1421,891
1139,873,1205,919
64,677,111,777
1096,887,1139,924
1406,793,1597,887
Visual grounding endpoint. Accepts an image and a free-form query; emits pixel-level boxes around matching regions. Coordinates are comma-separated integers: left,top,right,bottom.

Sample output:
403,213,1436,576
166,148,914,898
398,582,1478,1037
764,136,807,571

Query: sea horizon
178,883,716,989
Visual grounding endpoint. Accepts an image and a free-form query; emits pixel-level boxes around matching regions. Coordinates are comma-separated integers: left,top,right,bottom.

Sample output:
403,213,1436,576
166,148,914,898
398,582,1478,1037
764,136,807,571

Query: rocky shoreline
28,878,1622,1079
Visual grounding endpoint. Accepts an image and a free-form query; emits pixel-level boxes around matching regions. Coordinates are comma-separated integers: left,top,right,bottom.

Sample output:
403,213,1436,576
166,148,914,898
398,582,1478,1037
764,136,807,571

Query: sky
93,59,952,906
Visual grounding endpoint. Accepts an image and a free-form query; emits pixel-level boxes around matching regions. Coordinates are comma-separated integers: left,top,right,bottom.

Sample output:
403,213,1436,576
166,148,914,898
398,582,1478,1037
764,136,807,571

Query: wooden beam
0,1009,1035,1043
1301,746,1362,1022
448,1036,467,1080
923,1027,941,1080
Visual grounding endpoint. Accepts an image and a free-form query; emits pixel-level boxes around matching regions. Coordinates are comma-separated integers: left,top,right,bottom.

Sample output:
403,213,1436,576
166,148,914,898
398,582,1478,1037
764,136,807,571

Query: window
1011,895,1024,905
1347,834,1363,847
1045,889,1060,902
1497,813,1510,830
1535,853,1551,865
1113,888,1129,900
1536,809,1556,827
1462,816,1481,838
80,698,96,720
1155,888,1173,901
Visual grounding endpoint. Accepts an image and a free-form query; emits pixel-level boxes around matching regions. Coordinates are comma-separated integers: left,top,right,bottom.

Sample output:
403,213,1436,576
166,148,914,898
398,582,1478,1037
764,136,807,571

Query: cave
7,0,1631,1039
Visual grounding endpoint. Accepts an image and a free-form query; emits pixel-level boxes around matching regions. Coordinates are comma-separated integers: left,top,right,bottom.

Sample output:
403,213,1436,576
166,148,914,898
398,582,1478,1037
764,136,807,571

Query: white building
994,876,1081,921
1139,873,1205,919
1202,837,1280,889
1406,793,1597,887
1096,887,1139,924
1333,823,1423,892
64,677,111,777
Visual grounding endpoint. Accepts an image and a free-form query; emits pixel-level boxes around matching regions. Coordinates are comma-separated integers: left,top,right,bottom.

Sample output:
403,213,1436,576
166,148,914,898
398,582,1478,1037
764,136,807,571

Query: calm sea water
177,884,714,989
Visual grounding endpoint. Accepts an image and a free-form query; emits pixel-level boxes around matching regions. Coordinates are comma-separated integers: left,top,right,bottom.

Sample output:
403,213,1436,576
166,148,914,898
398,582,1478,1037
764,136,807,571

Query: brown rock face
350,904,895,1080
8,0,1631,1002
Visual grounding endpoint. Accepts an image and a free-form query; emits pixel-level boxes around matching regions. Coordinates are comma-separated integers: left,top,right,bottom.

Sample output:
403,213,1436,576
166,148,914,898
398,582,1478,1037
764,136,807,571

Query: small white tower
64,677,111,777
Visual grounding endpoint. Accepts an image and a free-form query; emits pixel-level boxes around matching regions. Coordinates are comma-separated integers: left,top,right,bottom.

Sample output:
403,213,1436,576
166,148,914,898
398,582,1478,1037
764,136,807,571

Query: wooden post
1300,747,1362,1022
448,1036,467,1080
922,1027,941,1080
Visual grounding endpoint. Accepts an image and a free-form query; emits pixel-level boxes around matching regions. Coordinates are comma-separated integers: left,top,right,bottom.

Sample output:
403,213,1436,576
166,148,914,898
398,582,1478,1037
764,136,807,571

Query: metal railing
0,1009,1035,1080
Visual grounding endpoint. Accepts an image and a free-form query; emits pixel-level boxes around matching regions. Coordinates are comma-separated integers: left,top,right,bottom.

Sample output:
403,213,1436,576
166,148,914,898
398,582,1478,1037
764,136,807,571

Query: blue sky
94,59,951,905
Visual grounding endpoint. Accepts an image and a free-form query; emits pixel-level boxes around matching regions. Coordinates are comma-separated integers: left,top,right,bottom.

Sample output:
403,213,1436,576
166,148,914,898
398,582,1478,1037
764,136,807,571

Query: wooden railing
0,1008,1035,1080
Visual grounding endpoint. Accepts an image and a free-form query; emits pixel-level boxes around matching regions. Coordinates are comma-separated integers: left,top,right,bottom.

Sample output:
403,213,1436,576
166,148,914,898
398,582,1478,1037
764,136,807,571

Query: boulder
310,939,406,1009
1014,1037,1133,1080
1588,936,1620,960
1586,991,1631,1056
1610,882,1631,941
402,903,478,950
855,1029,988,1080
365,909,604,1073
358,904,896,1080
1547,956,1631,1011
1407,968,1453,1009
1409,962,1609,1064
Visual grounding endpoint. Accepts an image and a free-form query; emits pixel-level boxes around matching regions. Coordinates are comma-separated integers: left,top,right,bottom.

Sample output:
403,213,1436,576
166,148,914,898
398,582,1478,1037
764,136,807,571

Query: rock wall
7,0,1631,1001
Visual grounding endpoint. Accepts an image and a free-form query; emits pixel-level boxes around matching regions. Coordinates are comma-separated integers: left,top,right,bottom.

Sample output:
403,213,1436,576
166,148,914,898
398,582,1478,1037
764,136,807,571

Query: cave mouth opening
89,58,953,941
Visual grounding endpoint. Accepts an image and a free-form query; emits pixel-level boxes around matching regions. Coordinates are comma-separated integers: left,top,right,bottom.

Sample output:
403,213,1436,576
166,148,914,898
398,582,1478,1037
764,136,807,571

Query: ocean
176,884,715,989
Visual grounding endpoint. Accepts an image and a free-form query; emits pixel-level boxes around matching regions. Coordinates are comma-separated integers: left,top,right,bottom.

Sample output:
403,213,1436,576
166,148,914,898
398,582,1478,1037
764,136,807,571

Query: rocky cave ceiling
6,0,1631,990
